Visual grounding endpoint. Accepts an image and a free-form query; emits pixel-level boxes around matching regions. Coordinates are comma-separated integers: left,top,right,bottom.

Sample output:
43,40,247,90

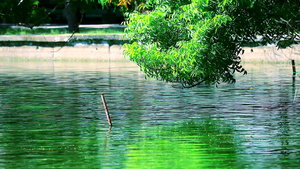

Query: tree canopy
123,0,299,87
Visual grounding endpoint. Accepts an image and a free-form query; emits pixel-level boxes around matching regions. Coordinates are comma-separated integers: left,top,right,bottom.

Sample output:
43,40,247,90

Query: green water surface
0,61,299,168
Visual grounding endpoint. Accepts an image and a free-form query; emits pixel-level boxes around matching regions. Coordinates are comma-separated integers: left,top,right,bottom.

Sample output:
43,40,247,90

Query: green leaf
33,1,39,5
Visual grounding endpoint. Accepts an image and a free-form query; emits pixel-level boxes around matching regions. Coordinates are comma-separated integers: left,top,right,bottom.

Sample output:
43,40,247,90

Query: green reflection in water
1,62,299,168
0,74,116,168
126,120,242,169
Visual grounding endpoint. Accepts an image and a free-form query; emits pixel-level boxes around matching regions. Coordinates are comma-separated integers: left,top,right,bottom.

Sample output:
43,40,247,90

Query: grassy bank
0,27,125,35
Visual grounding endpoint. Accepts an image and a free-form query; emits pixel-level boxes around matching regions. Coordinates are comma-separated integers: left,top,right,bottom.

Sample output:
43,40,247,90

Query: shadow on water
0,61,299,168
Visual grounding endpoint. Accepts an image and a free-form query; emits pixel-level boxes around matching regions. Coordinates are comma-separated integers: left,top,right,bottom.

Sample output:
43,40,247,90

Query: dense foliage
123,0,299,87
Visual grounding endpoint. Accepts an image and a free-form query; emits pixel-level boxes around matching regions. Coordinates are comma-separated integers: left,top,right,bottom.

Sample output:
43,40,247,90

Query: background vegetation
0,0,299,87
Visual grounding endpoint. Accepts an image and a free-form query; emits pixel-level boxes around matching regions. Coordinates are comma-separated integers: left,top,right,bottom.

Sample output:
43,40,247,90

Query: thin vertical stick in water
101,93,112,126
292,59,296,86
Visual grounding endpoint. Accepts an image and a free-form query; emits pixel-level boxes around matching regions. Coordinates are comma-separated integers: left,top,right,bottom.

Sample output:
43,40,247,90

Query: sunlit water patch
0,61,299,168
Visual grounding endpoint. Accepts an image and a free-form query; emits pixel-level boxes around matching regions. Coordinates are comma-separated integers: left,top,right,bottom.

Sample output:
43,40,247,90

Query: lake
0,61,299,168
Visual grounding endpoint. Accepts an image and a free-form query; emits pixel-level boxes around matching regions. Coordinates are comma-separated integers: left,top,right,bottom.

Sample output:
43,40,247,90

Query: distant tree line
0,0,128,32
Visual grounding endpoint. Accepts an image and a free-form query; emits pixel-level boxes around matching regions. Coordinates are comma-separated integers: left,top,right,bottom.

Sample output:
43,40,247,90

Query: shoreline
0,33,127,61
240,44,300,63
0,33,299,62
0,44,299,62
0,44,126,61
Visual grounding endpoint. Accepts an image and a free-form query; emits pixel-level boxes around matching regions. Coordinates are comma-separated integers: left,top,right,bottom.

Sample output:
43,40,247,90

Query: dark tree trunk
65,0,79,33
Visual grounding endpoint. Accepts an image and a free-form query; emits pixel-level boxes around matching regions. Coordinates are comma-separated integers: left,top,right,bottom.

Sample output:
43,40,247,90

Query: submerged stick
293,89,297,103
101,93,112,126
